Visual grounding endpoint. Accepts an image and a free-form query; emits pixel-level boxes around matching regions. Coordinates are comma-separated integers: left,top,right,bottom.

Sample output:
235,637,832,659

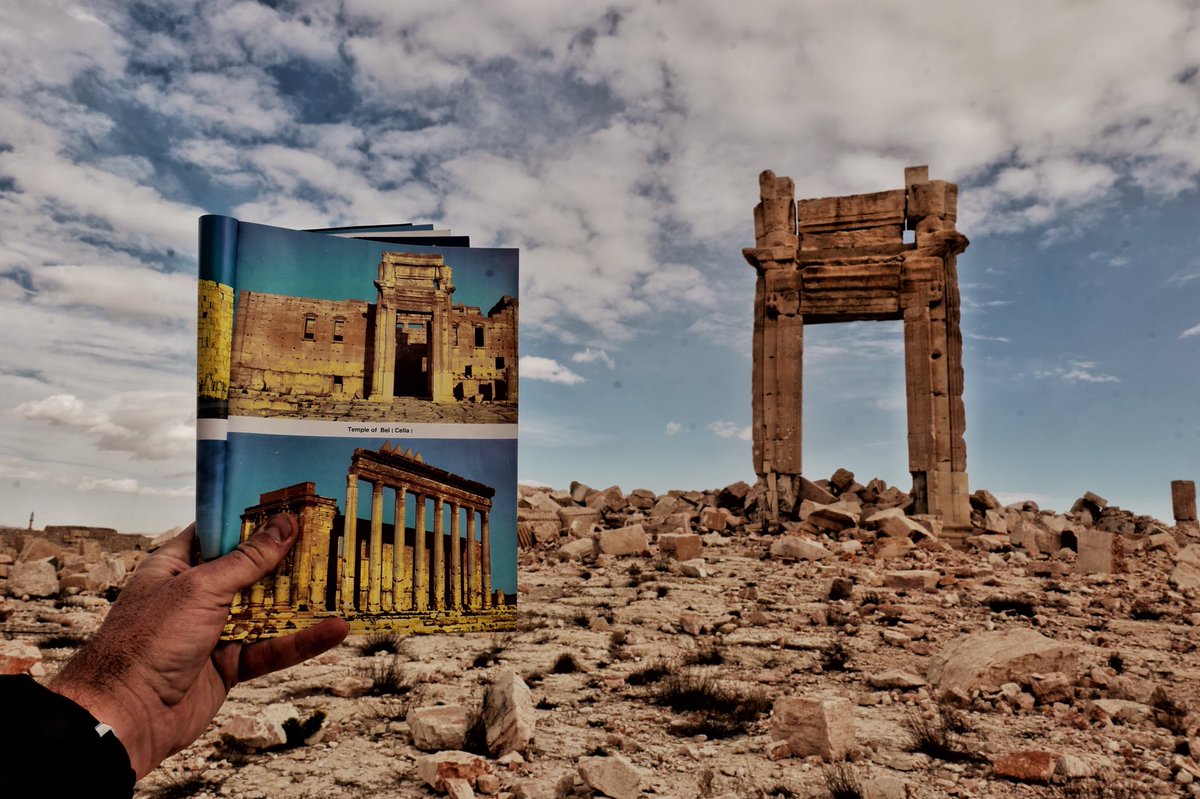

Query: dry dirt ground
7,491,1200,799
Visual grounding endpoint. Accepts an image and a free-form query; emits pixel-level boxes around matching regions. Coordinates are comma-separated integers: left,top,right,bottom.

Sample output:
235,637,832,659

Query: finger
236,618,350,682
124,524,197,586
187,514,299,602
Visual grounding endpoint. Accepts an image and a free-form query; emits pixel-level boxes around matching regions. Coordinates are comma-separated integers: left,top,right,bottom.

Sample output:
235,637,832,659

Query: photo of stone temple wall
227,251,518,422
222,443,517,641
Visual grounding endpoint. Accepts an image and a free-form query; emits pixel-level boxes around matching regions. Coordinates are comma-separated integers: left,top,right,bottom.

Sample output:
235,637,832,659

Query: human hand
48,515,349,779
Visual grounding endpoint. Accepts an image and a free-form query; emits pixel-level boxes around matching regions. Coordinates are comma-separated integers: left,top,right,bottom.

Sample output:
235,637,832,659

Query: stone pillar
466,509,477,609
414,493,427,611
368,480,384,612
234,517,254,612
369,260,397,401
449,502,461,609
273,550,291,608
1173,480,1198,530
903,291,934,515
432,496,445,611
481,511,492,609
341,473,358,613
430,265,455,403
310,506,332,610
394,485,410,610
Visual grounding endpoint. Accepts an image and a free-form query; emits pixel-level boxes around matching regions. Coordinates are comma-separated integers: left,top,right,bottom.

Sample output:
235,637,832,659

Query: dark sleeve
0,673,136,799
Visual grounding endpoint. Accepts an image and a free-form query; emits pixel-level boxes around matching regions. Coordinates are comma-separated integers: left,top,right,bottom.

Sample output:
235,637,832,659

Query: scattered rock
482,670,535,756
578,754,643,799
770,695,855,761
408,705,475,751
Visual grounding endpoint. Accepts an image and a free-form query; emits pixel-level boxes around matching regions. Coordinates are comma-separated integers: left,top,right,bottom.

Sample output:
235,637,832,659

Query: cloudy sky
1,0,1197,533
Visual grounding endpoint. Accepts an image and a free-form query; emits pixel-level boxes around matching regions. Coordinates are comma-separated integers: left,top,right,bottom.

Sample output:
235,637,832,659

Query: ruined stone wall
230,292,370,400
448,296,518,402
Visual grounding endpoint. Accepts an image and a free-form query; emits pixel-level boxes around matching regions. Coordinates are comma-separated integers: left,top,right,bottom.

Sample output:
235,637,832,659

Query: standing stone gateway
743,166,972,538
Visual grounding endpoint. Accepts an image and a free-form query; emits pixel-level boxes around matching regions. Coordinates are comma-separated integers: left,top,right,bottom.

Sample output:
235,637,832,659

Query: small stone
770,695,855,761
770,536,831,561
883,570,940,591
679,559,707,578
577,754,643,799
417,751,494,792
598,525,649,557
408,705,475,751
679,612,705,636
482,670,536,757
993,750,1057,783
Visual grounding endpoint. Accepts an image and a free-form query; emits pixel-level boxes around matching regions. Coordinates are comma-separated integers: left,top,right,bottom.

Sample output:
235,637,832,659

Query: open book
197,216,518,640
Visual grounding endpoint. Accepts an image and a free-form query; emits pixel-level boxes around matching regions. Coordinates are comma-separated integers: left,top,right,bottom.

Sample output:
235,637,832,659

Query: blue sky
0,1,1197,532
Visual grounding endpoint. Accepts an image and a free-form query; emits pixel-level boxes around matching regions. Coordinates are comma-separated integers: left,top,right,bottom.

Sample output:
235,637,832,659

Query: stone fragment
482,670,535,756
417,751,494,793
1088,698,1153,724
84,555,127,592
476,773,501,795
829,468,856,493
0,640,41,675
658,533,703,562
927,629,1077,695
569,481,594,503
770,695,855,761
558,507,602,536
679,559,707,578
408,705,475,751
597,525,648,557
1056,754,1095,778
1028,672,1072,704
799,478,837,505
329,674,373,698
863,775,910,799
1075,529,1124,574
679,612,705,635
445,778,475,799
5,560,58,597
718,481,751,508
770,536,831,561
557,538,594,561
577,754,643,799
984,509,1007,535
970,490,1001,511
19,539,63,565
698,506,728,532
883,570,939,591
874,538,914,559
807,506,859,533
585,486,626,513
220,702,298,749
867,671,926,690
993,750,1057,783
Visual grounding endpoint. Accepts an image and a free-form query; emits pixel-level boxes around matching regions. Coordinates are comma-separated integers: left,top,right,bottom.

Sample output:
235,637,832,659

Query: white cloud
15,392,196,461
519,356,585,385
665,421,682,436
77,477,194,498
707,420,752,441
1180,322,1200,340
572,348,615,369
1034,359,1120,383
965,333,1012,343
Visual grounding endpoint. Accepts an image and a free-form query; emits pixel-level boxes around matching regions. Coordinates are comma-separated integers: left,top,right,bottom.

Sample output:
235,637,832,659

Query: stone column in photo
368,480,384,612
466,509,478,609
394,485,410,610
414,493,428,611
449,501,462,610
236,517,256,612
369,261,397,401
432,496,445,611
481,510,492,608
340,472,359,613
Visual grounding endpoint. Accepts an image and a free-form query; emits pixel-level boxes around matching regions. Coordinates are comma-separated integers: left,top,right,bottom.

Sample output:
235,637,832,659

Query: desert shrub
985,596,1036,617
625,660,672,686
828,578,854,602
357,656,410,696
858,591,882,607
1150,686,1189,734
1129,600,1163,621
1107,652,1125,673
681,643,724,667
471,637,508,669
820,641,850,672
900,705,978,762
823,763,864,799
572,611,591,628
358,632,401,656
652,670,771,738
281,711,326,748
551,652,583,674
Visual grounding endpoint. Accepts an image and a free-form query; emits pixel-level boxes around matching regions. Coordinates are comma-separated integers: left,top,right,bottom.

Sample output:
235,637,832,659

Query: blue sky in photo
0,1,1197,533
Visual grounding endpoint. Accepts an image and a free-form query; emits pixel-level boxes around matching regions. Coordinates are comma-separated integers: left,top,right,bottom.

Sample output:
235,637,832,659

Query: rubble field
4,472,1200,799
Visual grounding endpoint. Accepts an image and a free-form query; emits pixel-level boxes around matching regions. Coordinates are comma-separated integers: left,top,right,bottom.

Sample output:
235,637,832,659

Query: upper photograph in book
201,218,518,424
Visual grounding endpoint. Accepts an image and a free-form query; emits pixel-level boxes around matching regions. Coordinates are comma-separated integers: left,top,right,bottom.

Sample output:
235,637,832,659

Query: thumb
190,514,299,602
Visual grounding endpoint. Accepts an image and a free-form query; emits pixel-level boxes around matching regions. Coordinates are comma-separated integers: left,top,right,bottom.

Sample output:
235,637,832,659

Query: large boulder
577,754,643,799
482,670,535,756
597,525,649,557
927,630,1077,695
6,560,59,597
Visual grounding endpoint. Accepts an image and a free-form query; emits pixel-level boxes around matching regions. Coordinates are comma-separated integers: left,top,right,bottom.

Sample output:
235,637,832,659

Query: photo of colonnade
221,441,517,640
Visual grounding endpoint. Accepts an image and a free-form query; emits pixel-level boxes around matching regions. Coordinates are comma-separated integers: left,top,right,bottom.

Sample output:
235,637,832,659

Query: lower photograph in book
217,433,517,640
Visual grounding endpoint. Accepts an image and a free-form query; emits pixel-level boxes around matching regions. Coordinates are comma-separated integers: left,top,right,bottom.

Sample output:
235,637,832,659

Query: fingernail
262,516,292,544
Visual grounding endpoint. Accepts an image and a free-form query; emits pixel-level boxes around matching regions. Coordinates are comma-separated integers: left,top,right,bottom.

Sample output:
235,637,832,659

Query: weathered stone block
658,533,703,562
883,570,940,591
408,705,474,751
770,695,855,761
5,560,58,597
597,525,648,557
927,629,1077,694
770,536,832,561
1075,529,1124,575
